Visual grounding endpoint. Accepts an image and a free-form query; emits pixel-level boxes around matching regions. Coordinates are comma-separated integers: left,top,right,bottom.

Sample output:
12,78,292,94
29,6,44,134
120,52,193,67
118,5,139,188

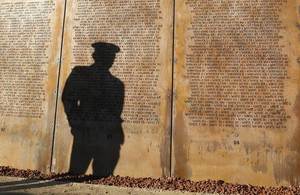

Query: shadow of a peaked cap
92,42,120,54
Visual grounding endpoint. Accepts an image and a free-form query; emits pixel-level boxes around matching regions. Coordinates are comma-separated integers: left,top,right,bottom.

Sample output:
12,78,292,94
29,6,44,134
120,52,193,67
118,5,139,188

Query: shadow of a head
91,42,120,70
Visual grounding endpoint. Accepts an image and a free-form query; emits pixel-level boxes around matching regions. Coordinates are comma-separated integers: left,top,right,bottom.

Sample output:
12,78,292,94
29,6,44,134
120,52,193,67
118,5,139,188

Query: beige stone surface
173,0,300,186
52,0,173,177
0,0,64,173
1,0,300,188
0,177,214,195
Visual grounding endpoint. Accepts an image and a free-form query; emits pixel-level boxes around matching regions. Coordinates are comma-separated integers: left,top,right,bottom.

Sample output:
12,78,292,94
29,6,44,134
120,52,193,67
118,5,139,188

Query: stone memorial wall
0,0,64,172
0,0,299,186
173,0,300,186
52,0,173,177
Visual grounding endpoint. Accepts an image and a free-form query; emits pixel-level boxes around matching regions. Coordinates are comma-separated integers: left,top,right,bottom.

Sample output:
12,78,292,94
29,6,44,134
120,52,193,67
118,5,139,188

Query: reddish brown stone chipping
0,166,299,195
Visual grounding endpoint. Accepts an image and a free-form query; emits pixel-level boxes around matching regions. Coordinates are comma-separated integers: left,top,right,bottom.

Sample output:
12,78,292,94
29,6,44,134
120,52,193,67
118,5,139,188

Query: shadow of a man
62,42,124,177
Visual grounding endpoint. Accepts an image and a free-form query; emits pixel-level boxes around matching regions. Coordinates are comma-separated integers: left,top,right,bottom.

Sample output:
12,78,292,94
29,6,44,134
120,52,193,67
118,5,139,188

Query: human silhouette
62,42,124,177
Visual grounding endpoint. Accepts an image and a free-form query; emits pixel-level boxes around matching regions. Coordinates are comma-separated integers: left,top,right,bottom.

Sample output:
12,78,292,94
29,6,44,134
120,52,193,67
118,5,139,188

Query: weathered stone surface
52,0,173,177
0,0,64,173
1,0,300,188
173,0,300,186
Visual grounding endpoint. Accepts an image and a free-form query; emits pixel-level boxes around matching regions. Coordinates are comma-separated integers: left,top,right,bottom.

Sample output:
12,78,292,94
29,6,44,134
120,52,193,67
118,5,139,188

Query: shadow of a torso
62,65,124,177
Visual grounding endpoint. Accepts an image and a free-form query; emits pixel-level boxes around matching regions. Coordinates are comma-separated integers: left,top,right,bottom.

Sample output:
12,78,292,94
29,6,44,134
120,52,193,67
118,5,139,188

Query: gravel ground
0,166,299,195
